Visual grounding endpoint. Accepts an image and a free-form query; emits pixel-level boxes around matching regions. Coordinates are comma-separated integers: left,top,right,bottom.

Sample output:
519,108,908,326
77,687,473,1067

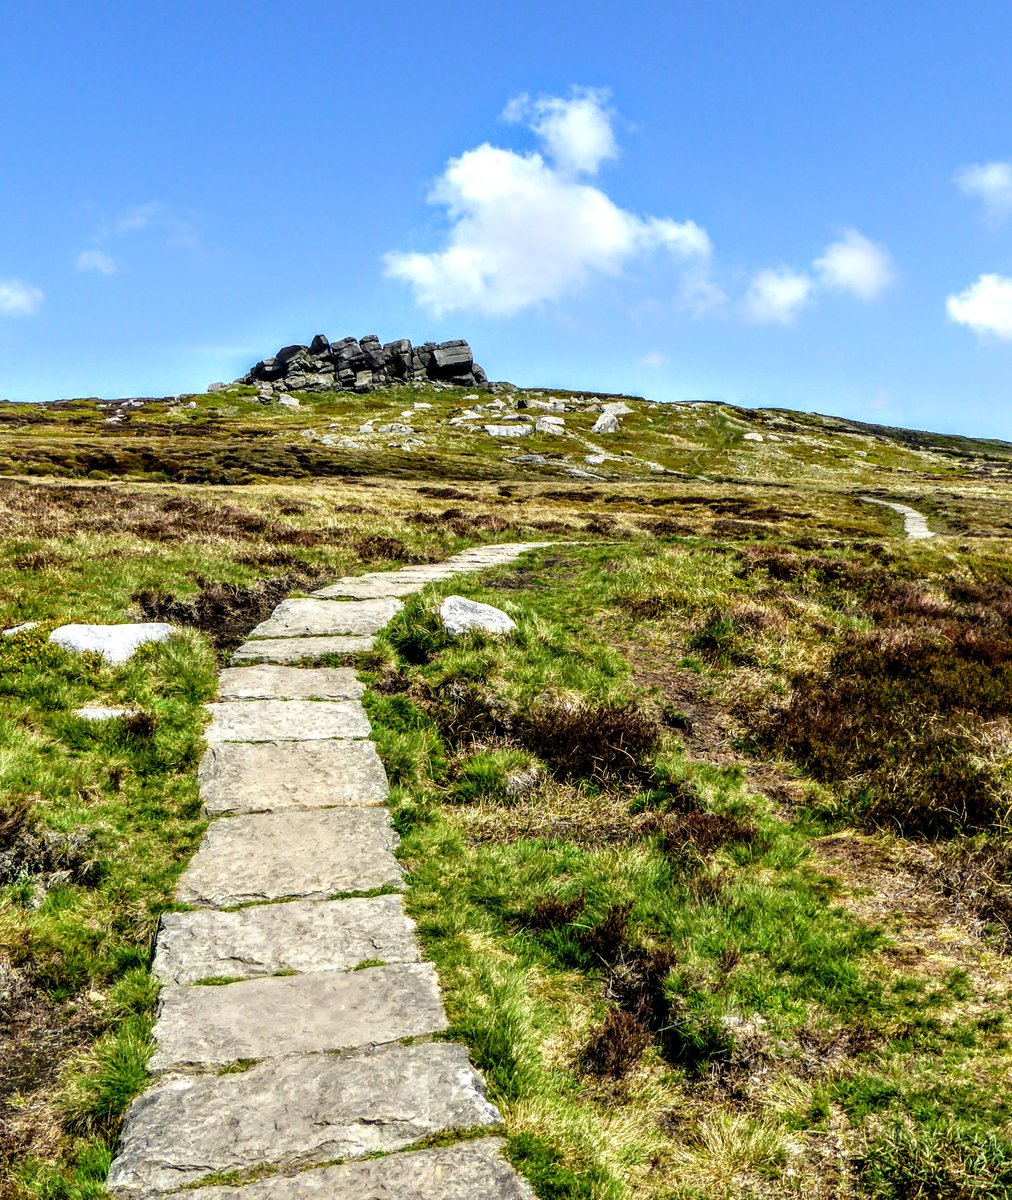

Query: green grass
3,412,1012,1199
1,629,215,1197
362,540,1012,1199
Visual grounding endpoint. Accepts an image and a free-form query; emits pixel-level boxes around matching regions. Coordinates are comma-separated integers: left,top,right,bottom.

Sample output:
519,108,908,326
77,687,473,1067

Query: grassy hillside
5,381,1012,499
2,386,1012,1199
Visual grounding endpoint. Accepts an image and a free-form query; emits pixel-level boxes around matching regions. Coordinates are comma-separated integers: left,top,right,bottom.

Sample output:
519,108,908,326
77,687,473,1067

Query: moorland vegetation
1,380,1012,1199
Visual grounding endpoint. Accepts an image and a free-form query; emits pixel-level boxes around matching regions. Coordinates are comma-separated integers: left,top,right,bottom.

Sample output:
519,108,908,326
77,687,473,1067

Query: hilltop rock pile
229,336,488,399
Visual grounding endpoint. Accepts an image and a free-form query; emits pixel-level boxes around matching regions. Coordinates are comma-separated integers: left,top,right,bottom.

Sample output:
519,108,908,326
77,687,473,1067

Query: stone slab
188,1141,530,1200
249,597,402,640
149,963,447,1072
231,635,375,664
175,808,400,907
217,666,364,700
199,740,388,815
153,894,419,984
108,1046,502,1195
312,576,429,599
204,699,370,742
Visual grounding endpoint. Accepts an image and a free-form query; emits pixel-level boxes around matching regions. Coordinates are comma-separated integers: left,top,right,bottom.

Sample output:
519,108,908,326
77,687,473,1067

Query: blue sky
4,1,1012,437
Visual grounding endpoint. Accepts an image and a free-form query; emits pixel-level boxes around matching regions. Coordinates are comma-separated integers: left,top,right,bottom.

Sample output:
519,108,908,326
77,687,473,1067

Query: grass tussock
363,539,1012,1198
5,435,1012,1198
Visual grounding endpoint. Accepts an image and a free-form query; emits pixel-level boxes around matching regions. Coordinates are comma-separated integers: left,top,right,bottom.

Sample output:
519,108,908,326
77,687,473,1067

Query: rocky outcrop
232,335,488,398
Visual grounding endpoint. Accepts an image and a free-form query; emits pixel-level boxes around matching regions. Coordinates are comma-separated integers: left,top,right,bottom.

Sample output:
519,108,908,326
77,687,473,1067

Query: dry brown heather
3,384,1012,1200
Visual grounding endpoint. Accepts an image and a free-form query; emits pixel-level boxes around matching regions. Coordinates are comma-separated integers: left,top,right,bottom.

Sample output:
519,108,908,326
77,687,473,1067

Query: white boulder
440,596,516,638
277,396,300,409
75,706,140,721
592,413,621,434
3,621,39,637
50,623,175,665
485,424,531,438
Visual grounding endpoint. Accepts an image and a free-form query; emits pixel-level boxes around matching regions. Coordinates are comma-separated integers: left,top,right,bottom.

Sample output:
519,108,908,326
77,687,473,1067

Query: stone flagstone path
108,544,550,1199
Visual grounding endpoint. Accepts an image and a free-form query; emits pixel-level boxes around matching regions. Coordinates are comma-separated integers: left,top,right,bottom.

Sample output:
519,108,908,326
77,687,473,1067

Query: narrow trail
858,495,935,540
107,544,552,1200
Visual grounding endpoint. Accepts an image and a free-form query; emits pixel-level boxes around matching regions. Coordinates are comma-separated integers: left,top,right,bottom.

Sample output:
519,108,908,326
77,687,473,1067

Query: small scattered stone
2,621,39,637
440,596,516,638
484,424,531,438
74,706,139,721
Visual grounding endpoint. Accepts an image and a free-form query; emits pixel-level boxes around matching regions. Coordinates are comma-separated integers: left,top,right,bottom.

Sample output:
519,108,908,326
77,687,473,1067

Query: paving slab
181,1140,530,1200
107,1046,502,1195
204,699,370,742
312,576,430,599
217,666,364,700
231,635,374,664
153,894,419,984
199,740,388,815
249,597,402,640
175,808,400,907
149,963,447,1073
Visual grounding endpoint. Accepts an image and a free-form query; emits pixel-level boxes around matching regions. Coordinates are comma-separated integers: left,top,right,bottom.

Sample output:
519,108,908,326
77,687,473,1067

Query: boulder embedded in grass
50,622,175,665
439,596,516,638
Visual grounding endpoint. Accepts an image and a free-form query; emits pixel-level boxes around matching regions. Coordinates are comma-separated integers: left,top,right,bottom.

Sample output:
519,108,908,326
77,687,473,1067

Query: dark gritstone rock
236,335,489,397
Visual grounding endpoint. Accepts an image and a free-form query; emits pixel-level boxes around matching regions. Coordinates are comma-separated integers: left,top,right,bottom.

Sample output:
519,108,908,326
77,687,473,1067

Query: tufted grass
364,538,1012,1199
4,394,1012,1197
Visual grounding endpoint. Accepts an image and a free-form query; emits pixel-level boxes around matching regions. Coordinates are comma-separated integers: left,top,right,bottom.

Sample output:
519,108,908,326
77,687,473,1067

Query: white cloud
81,201,199,268
946,273,1012,339
638,350,669,368
677,266,728,317
954,161,1012,223
385,89,710,317
744,268,814,325
76,249,117,275
504,87,617,175
0,278,44,316
813,228,895,300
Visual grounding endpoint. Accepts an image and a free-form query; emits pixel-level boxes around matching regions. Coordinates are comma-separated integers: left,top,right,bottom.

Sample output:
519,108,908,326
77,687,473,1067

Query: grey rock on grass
440,595,517,638
50,622,175,664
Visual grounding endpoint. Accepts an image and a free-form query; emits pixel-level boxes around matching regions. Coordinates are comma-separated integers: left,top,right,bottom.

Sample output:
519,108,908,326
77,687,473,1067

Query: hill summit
225,335,488,400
